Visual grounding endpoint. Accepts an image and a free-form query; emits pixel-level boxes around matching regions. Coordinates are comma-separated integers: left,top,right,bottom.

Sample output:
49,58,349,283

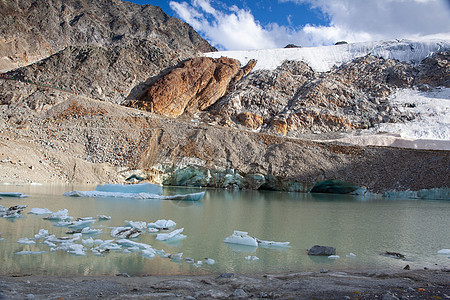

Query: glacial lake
0,184,449,276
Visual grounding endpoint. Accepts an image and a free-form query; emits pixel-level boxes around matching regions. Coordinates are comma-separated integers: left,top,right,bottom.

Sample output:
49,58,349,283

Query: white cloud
281,0,450,42
169,0,277,50
169,0,450,50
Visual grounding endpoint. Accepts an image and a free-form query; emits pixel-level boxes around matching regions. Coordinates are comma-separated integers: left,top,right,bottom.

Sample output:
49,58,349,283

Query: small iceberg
63,182,205,201
29,208,53,215
346,253,356,258
44,209,72,221
328,255,340,259
148,219,176,231
1,205,27,218
34,229,50,239
54,218,95,229
224,231,290,248
110,226,142,239
17,238,36,245
155,228,186,242
125,220,147,230
15,251,46,255
224,231,258,247
0,192,29,198
437,249,450,255
245,256,259,261
97,215,111,220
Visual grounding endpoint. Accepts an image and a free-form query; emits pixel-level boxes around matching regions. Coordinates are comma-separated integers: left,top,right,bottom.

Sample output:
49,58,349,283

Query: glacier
205,38,450,72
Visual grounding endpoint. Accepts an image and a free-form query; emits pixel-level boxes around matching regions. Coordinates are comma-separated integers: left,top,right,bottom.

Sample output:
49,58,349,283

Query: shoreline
1,268,449,299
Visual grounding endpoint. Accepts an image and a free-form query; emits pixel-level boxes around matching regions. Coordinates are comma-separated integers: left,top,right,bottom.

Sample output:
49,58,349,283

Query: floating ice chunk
17,238,36,245
184,258,194,263
148,228,159,233
44,209,72,221
223,231,259,247
328,255,340,259
0,205,6,212
82,237,95,247
245,256,259,261
80,227,102,235
67,244,86,256
90,240,122,255
42,240,57,248
64,190,205,201
346,253,357,258
110,226,142,239
224,231,290,248
97,215,111,220
95,182,163,195
1,205,27,218
0,192,29,198
125,220,147,230
148,219,176,230
168,253,183,260
15,251,46,255
29,208,53,215
64,183,205,201
258,240,290,248
2,211,25,218
54,220,74,227
116,239,153,250
437,249,450,255
155,228,186,241
67,219,96,229
142,248,157,259
46,233,82,244
34,229,49,239
204,258,215,265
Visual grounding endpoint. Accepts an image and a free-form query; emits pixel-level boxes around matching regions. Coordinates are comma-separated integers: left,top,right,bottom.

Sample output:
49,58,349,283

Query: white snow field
205,38,450,72
205,38,450,150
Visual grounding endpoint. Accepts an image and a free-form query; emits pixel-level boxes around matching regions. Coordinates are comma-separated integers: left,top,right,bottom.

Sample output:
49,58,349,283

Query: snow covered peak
205,38,450,72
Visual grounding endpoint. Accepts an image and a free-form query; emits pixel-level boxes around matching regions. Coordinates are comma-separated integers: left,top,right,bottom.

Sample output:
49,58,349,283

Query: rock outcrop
0,0,215,72
128,57,257,117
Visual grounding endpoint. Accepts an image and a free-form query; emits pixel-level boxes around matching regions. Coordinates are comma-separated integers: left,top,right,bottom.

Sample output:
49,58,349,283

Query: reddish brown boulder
235,112,264,130
132,57,256,117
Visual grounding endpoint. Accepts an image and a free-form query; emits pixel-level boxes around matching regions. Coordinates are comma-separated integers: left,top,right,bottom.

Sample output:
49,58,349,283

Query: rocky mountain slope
0,0,448,196
199,51,449,137
0,0,215,72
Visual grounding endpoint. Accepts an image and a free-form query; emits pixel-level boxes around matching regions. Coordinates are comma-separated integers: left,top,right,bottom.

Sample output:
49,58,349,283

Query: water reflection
0,184,449,276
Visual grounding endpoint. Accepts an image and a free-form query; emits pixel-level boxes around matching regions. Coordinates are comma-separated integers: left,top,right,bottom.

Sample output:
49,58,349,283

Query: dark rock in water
381,251,406,259
310,179,361,194
403,264,410,270
335,41,348,45
307,245,336,256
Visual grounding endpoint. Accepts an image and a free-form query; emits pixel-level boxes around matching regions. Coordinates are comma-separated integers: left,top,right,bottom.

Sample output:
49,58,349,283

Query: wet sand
1,268,449,299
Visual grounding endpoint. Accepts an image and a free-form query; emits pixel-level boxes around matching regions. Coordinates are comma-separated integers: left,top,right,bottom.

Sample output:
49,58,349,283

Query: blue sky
130,0,450,50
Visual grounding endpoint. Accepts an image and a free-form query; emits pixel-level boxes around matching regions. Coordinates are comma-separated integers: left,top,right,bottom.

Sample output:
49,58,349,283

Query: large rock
129,57,257,117
307,245,336,256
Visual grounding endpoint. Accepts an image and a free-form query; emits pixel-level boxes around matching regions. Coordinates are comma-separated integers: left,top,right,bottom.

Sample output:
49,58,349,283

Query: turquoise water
0,184,449,276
